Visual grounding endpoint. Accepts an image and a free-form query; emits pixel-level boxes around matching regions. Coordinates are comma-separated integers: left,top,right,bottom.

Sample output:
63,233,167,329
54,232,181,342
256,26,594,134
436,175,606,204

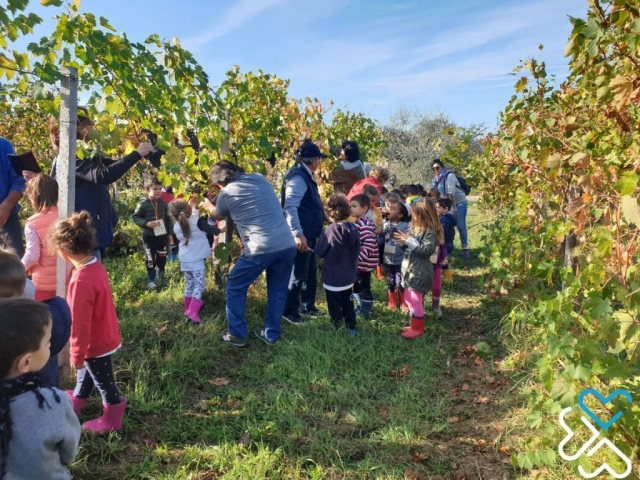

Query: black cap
297,142,327,159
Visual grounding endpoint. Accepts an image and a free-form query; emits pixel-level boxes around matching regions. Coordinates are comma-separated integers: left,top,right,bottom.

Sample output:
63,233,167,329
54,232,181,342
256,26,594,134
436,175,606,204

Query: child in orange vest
22,174,59,301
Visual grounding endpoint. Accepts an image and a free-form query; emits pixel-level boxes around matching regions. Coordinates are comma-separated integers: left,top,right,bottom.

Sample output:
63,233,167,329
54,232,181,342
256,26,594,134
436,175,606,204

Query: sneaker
433,307,443,318
347,329,359,337
282,314,305,325
301,308,325,317
462,249,470,258
222,332,246,347
254,329,277,345
147,281,157,290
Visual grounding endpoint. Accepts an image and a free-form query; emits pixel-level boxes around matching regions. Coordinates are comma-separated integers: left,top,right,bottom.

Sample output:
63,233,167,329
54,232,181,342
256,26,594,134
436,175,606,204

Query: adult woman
329,140,365,195
24,112,154,258
431,158,469,258
346,165,389,201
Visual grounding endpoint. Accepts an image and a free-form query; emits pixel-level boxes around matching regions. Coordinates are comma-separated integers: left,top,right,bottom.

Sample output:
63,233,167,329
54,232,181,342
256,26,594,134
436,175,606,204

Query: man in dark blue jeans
201,161,296,346
0,137,25,257
281,142,327,324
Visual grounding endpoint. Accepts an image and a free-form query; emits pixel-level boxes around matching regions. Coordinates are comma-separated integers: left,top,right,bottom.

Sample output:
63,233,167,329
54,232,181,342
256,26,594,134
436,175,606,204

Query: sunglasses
432,166,441,171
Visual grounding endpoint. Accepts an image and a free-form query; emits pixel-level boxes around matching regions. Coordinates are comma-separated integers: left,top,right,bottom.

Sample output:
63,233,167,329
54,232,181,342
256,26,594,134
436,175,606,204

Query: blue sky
20,0,589,129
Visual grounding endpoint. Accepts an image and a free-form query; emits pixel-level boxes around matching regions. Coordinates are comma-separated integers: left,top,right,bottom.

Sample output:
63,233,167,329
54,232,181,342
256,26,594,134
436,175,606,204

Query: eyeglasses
432,166,441,171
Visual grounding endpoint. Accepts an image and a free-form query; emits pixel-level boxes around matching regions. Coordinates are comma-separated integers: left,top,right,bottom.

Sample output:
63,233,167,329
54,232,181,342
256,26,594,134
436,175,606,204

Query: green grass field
69,201,510,480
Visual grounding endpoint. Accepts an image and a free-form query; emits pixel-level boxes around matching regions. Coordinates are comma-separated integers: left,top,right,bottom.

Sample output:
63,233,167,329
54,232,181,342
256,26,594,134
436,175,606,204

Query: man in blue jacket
281,141,327,324
0,137,26,256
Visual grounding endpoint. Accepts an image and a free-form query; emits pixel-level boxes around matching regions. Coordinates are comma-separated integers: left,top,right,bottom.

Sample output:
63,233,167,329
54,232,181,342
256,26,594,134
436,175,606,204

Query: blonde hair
169,200,192,245
410,198,444,245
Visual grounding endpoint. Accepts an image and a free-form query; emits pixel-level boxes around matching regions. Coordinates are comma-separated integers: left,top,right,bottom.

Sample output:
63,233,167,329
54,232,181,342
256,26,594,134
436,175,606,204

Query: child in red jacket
49,211,125,434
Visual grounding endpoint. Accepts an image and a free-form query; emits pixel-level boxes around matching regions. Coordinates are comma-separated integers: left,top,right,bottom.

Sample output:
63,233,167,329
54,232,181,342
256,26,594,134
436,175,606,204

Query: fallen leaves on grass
379,405,389,421
499,446,510,455
388,366,410,378
447,416,461,423
309,383,322,392
474,396,491,404
157,323,169,335
404,469,420,480
209,377,230,386
412,452,428,462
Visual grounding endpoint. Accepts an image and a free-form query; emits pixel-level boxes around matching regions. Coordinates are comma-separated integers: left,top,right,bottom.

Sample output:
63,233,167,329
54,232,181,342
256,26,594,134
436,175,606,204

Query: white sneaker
433,307,443,318
147,281,157,290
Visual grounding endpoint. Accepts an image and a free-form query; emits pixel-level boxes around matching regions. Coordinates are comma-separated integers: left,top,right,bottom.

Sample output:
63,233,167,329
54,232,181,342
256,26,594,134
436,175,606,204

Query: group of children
0,169,461,479
315,182,458,338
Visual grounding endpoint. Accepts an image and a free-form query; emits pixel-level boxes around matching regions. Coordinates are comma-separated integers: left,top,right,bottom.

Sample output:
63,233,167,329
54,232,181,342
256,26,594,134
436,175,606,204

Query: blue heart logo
577,389,632,430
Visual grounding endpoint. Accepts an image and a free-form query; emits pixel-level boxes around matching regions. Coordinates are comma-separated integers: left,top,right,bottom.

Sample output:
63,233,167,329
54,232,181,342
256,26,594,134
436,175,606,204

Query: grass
68,201,507,479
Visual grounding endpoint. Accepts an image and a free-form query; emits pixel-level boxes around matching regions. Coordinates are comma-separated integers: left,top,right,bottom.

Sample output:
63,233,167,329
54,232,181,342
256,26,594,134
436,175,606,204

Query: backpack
445,172,471,196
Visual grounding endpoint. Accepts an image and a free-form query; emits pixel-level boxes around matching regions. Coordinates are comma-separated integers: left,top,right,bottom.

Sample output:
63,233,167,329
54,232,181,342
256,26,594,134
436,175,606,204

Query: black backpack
445,172,471,196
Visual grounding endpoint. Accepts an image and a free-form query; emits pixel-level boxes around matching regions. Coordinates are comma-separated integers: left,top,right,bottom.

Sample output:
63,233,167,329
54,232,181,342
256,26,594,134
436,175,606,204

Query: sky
16,0,590,130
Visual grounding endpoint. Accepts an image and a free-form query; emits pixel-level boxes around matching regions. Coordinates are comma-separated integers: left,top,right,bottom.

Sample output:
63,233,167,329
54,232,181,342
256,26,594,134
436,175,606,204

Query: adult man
201,161,296,346
0,137,25,256
281,142,327,324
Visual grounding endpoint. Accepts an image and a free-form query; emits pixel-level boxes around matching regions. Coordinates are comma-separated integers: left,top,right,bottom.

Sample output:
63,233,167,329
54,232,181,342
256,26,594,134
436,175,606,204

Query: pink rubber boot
184,297,193,315
83,397,127,433
186,298,204,324
65,390,87,416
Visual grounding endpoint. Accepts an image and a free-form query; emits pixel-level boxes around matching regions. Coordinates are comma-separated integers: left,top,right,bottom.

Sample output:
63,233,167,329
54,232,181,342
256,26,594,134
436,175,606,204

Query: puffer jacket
25,207,59,296
174,210,212,263
132,197,172,238
398,228,437,293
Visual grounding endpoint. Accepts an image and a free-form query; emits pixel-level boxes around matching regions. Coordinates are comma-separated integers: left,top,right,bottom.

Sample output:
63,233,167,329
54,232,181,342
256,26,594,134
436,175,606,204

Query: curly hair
49,211,99,255
326,194,351,222
369,166,389,185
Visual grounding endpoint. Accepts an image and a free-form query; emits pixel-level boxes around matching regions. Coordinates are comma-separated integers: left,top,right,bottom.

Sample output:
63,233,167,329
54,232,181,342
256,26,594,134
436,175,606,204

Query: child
316,195,360,336
132,175,173,289
49,211,126,433
1,241,71,389
382,201,410,311
349,194,378,319
377,192,401,280
169,198,223,324
427,188,441,200
394,198,442,339
21,173,60,302
0,298,80,479
437,198,457,256
362,184,383,235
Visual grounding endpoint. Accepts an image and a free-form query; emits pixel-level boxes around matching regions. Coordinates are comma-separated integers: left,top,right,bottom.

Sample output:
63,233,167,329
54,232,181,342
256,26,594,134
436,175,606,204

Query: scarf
0,373,60,479
340,160,362,171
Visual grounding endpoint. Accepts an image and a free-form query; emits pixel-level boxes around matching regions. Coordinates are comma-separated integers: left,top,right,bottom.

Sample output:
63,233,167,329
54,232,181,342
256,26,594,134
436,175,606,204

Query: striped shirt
354,216,379,272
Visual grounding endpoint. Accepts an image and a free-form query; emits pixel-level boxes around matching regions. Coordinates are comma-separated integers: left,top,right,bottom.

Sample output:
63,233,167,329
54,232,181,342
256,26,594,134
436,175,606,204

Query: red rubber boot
398,290,409,312
388,291,397,310
377,265,385,280
401,315,425,339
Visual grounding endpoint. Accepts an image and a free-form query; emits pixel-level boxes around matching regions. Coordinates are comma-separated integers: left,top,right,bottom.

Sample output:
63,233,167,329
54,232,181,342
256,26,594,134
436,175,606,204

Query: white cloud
182,0,288,49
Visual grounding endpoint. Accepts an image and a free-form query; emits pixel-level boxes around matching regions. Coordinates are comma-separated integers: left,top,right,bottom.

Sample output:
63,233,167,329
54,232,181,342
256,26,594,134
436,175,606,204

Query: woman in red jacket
49,211,126,433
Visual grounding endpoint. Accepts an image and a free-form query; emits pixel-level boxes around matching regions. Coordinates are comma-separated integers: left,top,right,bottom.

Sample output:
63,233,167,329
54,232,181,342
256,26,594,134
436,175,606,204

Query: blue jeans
455,202,468,249
1,213,24,257
226,247,296,342
283,238,318,317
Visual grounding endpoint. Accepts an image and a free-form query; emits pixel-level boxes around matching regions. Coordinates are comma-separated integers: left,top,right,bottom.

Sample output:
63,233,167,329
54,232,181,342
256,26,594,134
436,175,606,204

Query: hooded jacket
316,221,360,289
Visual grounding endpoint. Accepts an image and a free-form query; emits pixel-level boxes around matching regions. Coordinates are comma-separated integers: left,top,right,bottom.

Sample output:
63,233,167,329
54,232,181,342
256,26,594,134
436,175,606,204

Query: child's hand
72,361,85,370
393,231,409,242
219,225,227,233
146,220,160,228
188,196,198,208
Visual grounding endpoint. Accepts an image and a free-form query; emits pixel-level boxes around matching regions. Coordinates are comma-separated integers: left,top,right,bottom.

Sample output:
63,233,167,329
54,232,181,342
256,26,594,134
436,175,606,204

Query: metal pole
56,66,78,298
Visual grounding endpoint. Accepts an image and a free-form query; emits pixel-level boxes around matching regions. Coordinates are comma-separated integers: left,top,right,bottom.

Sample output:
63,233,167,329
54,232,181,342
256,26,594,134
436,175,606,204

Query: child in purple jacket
316,195,361,336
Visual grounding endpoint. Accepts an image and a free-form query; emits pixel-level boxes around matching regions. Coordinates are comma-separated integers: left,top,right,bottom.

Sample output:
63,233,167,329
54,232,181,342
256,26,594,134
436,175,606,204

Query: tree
383,106,483,186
